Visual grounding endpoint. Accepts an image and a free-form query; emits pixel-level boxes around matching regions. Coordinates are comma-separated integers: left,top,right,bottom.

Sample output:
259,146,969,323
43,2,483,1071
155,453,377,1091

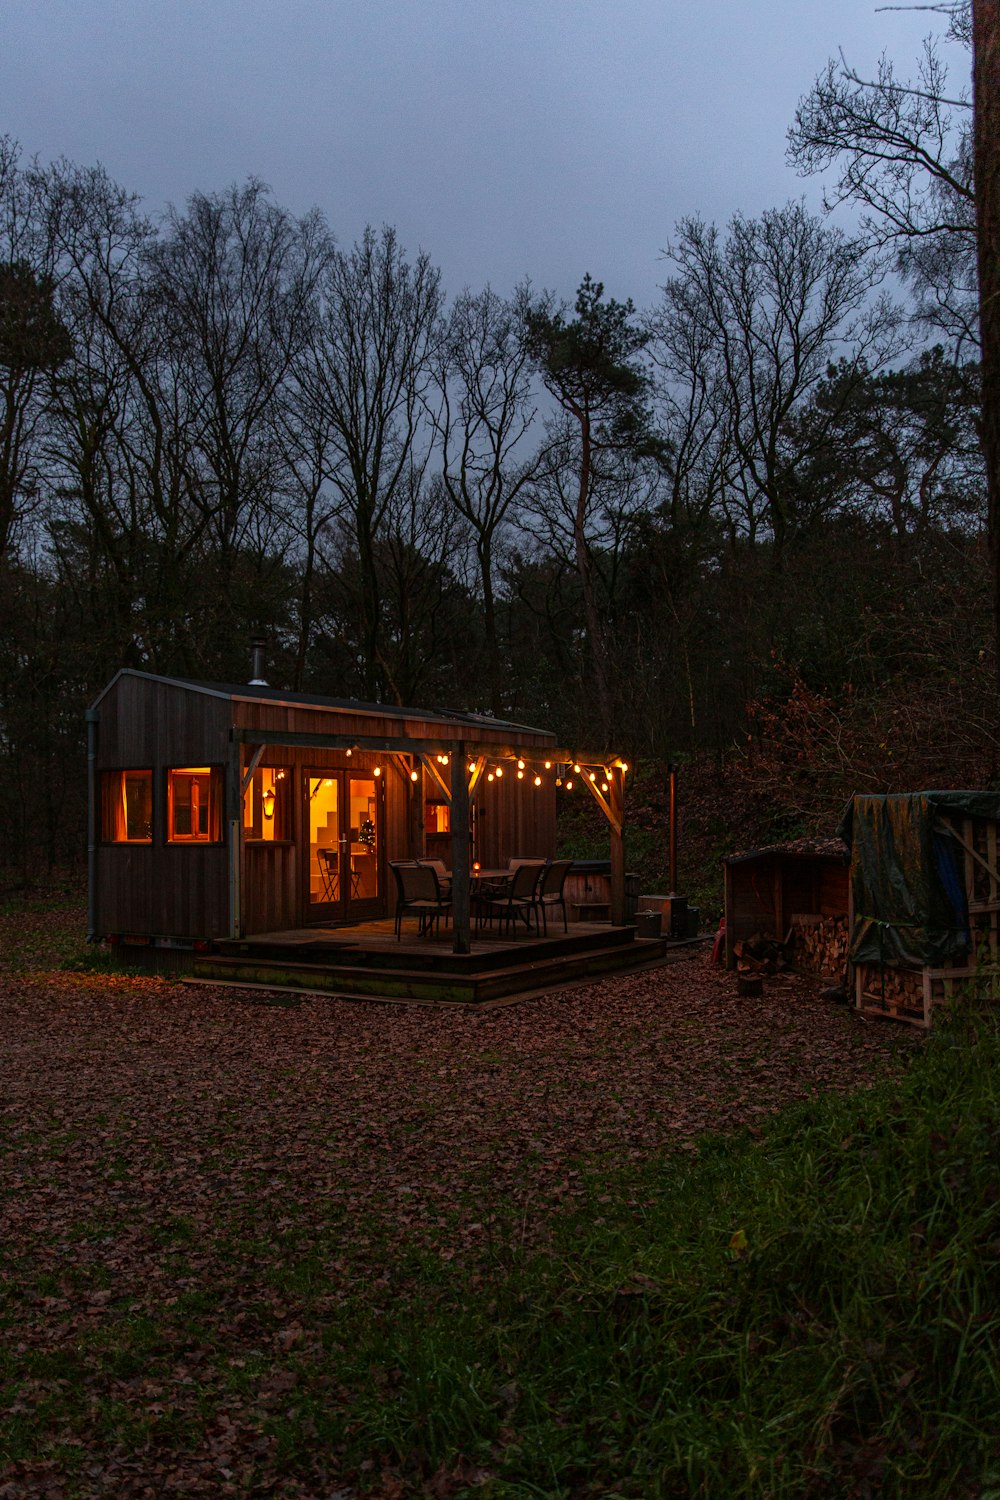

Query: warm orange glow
517,770,524,780
410,770,419,782
573,763,581,774
262,787,276,818
601,782,608,793
487,772,494,782
517,759,525,770
565,779,574,790
534,775,541,787
495,767,503,778
373,766,381,777
589,772,596,782
544,760,552,770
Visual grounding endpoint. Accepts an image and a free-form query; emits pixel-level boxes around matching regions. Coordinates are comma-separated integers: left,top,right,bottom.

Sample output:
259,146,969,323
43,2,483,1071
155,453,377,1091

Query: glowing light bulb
534,775,541,787
589,772,596,782
601,782,608,793
573,764,581,774
517,759,525,771
517,770,524,780
495,767,503,778
373,766,381,777
544,760,551,770
410,770,418,782
487,772,494,783
566,779,574,790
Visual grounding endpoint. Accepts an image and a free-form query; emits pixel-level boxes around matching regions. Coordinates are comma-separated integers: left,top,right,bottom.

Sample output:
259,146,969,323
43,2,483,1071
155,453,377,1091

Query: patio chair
392,860,452,939
480,859,544,937
534,858,573,935
417,857,452,890
317,848,339,902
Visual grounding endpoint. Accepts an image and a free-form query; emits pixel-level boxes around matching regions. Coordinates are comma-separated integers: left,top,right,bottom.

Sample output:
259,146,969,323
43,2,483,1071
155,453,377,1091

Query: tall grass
337,1002,1000,1496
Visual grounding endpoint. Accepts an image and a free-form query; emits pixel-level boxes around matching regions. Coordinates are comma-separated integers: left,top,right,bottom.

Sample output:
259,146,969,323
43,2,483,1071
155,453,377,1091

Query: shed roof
724,836,850,867
89,669,555,741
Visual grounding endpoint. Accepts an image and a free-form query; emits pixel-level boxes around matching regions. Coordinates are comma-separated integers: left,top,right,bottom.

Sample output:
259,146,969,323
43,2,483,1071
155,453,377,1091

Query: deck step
191,936,668,1005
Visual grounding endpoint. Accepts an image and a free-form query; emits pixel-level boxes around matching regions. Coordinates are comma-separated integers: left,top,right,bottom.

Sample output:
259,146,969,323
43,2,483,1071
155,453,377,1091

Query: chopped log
736,973,764,998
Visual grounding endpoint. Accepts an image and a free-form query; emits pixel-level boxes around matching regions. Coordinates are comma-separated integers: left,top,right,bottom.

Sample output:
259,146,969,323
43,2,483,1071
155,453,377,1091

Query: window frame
99,768,154,845
166,765,224,846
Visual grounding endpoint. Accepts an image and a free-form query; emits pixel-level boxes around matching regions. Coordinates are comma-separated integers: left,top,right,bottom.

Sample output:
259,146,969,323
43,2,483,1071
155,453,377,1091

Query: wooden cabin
86,670,563,953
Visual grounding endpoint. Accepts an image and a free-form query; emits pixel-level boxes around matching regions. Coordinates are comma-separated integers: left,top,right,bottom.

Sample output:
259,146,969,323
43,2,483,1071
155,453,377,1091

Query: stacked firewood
733,932,786,975
785,913,849,979
856,963,925,1012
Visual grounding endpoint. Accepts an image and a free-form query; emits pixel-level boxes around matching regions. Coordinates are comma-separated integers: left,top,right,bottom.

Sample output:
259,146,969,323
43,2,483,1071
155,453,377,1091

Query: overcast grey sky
3,1,961,307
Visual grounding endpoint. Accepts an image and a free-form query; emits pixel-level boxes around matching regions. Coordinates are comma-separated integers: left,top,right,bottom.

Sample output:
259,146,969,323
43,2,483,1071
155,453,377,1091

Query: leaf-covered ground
0,921,919,1497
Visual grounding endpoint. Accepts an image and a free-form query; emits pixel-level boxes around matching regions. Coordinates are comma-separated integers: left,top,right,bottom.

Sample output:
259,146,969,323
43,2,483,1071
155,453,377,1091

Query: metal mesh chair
392,861,452,939
535,859,573,935
480,860,544,937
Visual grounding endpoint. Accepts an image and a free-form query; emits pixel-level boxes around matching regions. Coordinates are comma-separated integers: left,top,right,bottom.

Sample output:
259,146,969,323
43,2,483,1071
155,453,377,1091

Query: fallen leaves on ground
0,942,917,1497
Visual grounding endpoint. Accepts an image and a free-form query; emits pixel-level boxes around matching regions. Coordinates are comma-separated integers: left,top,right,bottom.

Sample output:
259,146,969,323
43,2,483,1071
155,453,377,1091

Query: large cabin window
167,767,222,843
101,770,153,843
243,767,291,841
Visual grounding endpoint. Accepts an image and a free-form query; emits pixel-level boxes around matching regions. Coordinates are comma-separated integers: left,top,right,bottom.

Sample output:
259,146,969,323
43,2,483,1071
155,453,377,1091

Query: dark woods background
2,12,996,890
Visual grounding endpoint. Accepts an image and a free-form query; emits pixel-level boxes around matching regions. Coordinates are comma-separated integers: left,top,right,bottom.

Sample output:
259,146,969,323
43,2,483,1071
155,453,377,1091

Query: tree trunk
574,415,613,740
973,0,1000,685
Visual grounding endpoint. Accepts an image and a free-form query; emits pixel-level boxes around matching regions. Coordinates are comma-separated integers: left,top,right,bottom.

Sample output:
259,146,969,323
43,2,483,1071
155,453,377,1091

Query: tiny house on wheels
84,668,639,964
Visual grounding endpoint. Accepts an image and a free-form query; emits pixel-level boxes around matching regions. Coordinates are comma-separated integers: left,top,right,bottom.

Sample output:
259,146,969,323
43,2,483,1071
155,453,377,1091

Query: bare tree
431,284,546,714
297,226,442,700
656,204,904,566
787,19,976,346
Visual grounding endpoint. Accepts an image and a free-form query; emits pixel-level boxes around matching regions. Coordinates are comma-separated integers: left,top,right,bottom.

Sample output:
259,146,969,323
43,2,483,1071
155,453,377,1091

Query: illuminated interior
101,770,152,843
308,776,339,904
307,773,379,906
167,767,219,843
243,766,290,841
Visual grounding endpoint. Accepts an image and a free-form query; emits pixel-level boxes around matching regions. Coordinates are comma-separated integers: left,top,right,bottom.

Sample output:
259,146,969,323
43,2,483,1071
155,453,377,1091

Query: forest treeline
2,10,997,878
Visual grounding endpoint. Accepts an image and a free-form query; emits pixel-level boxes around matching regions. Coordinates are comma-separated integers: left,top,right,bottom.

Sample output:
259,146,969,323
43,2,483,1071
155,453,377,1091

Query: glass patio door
305,771,381,922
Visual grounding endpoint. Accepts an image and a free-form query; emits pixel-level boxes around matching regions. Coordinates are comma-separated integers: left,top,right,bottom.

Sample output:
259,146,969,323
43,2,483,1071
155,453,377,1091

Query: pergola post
610,765,625,925
450,741,471,954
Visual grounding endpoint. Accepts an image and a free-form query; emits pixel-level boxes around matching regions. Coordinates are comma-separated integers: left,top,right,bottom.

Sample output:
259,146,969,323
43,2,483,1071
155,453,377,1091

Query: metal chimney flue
249,635,268,686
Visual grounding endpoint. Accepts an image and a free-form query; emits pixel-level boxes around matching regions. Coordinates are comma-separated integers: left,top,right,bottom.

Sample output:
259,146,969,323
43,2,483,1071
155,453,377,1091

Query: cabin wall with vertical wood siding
93,677,232,939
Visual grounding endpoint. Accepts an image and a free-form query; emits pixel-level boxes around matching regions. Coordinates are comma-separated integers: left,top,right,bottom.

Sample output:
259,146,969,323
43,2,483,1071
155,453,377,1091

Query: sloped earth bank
0,955,916,1497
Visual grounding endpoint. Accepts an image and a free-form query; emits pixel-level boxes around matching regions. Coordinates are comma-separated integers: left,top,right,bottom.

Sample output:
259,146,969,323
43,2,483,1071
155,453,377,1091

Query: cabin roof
89,669,556,741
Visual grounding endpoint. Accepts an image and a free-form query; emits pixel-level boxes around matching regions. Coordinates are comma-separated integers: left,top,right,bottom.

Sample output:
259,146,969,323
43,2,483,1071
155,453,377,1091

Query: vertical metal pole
668,763,678,896
450,741,471,955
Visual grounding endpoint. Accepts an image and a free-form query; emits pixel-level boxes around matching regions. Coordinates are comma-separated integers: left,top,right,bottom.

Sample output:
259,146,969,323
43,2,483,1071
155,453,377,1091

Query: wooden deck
189,918,674,1006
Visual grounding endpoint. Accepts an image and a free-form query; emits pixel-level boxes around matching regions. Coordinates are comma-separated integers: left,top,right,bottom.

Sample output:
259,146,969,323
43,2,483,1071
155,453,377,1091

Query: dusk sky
3,1,962,307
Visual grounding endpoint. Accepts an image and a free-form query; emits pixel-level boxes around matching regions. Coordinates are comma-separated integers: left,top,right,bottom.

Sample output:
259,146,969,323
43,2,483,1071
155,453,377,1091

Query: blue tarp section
836,792,1000,968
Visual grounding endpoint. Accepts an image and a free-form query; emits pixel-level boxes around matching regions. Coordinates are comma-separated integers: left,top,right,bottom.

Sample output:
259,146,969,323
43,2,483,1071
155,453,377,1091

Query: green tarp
837,792,1000,969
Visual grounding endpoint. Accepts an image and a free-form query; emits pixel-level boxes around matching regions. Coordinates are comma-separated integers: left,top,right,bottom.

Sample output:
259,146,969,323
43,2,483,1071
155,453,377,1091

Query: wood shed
723,837,850,980
841,791,1000,1027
